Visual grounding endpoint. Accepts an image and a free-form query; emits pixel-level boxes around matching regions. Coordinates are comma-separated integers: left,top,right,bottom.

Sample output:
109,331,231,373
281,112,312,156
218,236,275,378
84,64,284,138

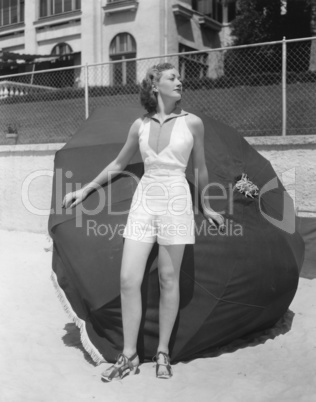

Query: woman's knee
159,270,178,291
120,272,142,293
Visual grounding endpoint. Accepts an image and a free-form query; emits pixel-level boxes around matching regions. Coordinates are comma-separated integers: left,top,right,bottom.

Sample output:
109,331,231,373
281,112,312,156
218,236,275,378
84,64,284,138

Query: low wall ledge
0,135,315,154
245,135,316,147
0,143,66,154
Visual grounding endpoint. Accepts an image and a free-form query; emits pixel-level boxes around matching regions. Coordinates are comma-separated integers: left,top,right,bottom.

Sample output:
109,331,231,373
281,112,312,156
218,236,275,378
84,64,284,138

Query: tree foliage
231,0,283,45
230,0,312,46
311,0,316,35
226,0,314,75
285,0,312,39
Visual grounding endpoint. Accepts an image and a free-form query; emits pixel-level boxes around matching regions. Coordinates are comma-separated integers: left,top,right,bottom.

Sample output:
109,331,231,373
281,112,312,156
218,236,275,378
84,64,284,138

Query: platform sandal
154,351,173,379
101,352,139,382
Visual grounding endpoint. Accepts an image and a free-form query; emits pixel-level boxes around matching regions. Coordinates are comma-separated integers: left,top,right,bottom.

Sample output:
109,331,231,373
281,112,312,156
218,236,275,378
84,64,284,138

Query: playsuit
122,109,195,245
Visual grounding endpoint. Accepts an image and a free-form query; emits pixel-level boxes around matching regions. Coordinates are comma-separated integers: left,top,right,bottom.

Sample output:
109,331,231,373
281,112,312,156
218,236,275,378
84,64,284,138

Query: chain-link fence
1,36,316,145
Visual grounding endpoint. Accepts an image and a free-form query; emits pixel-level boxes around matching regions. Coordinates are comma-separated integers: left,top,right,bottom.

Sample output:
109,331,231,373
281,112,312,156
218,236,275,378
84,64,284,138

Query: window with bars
179,44,208,80
0,0,24,27
39,0,81,18
110,33,137,86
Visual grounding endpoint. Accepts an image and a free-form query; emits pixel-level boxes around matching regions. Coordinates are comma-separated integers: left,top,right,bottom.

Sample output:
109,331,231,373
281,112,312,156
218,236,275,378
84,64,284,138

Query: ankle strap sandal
153,351,173,379
101,352,139,382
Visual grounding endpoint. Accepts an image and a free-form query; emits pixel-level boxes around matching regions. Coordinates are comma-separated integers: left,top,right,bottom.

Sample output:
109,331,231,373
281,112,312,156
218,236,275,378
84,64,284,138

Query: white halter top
138,113,194,175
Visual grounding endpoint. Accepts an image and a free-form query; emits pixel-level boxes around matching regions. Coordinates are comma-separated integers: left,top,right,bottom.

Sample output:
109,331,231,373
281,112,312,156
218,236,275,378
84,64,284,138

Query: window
179,44,208,80
39,0,81,18
192,0,212,16
110,32,136,56
48,42,76,88
109,33,136,85
0,0,24,27
51,42,73,56
192,0,223,23
213,1,222,23
227,1,236,22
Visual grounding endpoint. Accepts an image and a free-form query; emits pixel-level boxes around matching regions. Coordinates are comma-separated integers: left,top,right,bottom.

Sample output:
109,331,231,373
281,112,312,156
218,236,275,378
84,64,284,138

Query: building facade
0,0,236,82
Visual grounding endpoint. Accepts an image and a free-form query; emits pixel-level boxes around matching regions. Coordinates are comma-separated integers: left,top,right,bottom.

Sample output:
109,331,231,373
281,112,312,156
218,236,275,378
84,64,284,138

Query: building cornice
33,10,82,29
0,23,24,37
172,4,194,20
197,15,222,32
172,3,222,31
103,0,139,15
37,34,81,46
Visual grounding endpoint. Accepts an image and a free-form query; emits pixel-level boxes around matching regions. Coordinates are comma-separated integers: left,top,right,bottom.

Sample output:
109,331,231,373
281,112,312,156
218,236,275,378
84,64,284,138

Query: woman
62,63,224,381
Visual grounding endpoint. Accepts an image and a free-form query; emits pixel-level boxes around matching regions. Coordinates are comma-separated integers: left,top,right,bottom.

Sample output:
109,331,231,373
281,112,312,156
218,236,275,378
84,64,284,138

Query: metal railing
1,36,316,144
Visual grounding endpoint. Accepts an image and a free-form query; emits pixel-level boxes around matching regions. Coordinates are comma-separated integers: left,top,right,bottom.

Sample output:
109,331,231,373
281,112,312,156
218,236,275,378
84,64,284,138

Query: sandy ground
0,229,315,402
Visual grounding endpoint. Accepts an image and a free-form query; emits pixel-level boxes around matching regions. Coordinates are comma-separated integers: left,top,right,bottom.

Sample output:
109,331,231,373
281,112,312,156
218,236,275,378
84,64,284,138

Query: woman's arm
62,118,142,208
186,114,225,227
82,118,142,194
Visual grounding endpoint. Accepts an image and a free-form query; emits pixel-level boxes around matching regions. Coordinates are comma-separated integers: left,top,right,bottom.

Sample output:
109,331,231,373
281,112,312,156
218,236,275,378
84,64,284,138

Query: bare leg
120,239,154,358
156,243,185,376
101,238,154,379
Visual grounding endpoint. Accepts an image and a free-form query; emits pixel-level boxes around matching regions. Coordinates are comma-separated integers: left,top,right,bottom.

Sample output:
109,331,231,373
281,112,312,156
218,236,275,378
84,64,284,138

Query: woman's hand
62,188,87,209
203,207,225,232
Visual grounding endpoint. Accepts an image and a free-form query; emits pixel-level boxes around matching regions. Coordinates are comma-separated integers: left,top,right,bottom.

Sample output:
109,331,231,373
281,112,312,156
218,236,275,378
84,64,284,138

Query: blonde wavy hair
139,63,180,113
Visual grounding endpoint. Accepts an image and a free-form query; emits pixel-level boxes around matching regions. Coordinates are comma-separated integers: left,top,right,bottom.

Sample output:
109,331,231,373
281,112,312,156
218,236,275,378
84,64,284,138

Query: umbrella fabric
48,105,305,364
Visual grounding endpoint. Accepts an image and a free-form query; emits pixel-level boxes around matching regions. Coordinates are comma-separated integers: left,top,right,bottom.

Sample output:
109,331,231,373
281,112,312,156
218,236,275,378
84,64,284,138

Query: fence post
84,63,89,120
282,37,287,136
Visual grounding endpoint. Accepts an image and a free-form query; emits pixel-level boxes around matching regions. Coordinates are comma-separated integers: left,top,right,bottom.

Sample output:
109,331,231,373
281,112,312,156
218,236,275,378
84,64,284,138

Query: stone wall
246,135,316,215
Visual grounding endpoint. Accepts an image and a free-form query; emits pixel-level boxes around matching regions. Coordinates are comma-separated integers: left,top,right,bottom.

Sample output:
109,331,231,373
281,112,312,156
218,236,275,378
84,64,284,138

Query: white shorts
122,170,195,245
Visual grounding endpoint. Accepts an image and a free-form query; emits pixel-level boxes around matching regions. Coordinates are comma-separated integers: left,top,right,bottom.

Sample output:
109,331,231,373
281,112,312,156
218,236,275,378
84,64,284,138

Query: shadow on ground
61,323,97,365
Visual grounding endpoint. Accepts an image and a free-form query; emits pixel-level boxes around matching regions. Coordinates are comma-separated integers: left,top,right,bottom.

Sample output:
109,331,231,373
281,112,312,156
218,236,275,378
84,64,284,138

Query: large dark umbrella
48,105,305,364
